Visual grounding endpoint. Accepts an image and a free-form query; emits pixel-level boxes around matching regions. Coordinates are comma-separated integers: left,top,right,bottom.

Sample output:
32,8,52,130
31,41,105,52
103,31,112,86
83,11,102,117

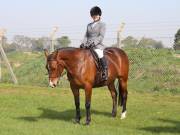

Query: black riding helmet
90,6,102,16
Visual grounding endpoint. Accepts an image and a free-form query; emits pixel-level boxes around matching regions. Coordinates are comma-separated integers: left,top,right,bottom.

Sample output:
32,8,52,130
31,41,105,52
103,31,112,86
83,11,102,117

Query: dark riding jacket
82,20,106,50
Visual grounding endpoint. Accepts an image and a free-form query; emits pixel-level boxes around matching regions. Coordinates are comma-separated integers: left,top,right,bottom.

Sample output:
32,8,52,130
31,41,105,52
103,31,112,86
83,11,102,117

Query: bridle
46,59,64,79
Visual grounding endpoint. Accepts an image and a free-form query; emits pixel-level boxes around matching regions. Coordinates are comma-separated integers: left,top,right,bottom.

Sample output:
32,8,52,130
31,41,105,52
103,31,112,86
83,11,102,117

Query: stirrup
102,71,108,81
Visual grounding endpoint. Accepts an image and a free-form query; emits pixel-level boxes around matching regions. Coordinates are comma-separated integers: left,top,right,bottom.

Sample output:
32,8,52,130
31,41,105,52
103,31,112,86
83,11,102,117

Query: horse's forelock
47,52,58,61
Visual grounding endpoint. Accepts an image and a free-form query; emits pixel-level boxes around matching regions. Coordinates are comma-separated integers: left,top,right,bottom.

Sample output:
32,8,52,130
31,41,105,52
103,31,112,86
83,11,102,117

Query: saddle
89,48,108,84
81,42,103,71
89,48,102,71
80,43,107,83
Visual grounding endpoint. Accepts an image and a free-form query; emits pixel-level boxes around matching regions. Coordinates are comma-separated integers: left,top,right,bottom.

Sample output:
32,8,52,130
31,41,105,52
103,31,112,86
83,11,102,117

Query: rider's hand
89,42,96,48
81,43,90,49
80,43,85,48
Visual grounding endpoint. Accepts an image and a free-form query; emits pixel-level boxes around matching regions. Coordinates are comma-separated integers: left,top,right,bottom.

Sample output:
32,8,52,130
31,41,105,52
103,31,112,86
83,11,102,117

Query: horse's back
104,47,129,80
105,47,128,58
74,47,129,74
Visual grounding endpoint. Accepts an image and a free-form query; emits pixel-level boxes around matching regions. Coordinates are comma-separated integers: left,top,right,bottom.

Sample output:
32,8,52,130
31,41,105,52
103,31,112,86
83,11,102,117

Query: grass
1,51,70,87
124,48,180,93
0,84,180,135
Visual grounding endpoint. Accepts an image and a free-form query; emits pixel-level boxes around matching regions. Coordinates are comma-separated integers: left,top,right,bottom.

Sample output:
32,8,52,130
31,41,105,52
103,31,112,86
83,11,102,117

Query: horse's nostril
53,84,56,87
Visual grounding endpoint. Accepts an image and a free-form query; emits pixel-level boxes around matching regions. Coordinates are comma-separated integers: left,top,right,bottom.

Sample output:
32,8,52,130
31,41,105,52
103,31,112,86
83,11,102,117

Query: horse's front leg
85,84,92,125
71,85,81,123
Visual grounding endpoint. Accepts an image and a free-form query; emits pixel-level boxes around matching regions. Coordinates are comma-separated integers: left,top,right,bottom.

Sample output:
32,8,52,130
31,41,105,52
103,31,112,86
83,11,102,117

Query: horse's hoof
85,122,90,126
73,119,80,124
112,112,117,117
121,111,126,119
84,120,91,126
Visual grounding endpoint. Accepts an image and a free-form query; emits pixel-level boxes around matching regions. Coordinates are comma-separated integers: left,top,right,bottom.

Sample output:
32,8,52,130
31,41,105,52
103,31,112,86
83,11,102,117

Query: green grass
124,48,180,93
0,84,180,135
1,51,69,87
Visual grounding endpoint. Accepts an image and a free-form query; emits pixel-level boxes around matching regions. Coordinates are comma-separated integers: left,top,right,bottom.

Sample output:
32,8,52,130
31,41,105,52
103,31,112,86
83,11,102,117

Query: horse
44,47,129,125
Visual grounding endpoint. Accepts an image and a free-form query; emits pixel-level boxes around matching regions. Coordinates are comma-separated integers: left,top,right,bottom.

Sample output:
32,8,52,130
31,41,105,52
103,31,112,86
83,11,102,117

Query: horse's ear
44,49,49,58
54,50,58,58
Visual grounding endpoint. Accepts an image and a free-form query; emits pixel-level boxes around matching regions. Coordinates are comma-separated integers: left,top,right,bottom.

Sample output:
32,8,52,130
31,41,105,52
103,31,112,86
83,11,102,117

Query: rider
80,6,108,81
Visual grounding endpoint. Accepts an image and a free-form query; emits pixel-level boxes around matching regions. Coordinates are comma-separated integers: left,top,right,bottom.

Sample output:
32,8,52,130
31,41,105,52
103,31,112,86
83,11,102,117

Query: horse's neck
58,49,94,74
58,48,80,73
58,48,77,59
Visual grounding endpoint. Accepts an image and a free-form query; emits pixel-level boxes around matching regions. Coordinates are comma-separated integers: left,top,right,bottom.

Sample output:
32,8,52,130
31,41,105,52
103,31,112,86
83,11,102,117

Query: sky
0,0,180,48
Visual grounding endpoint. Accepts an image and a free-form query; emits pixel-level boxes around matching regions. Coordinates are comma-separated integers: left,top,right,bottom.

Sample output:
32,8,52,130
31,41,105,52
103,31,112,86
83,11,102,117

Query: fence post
50,26,59,53
0,29,5,82
0,38,1,81
0,29,18,84
117,22,125,48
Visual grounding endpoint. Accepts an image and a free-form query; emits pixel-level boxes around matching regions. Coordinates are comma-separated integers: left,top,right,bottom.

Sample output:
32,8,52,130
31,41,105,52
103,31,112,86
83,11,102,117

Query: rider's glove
89,42,96,48
80,43,85,48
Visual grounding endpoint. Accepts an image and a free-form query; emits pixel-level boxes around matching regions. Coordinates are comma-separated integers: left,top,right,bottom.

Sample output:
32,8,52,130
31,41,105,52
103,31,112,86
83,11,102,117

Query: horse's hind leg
118,78,128,119
108,82,117,117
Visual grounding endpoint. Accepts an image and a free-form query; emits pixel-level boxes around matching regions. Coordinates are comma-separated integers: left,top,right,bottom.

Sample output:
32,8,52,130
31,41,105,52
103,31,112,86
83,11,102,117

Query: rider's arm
81,26,88,45
93,23,106,46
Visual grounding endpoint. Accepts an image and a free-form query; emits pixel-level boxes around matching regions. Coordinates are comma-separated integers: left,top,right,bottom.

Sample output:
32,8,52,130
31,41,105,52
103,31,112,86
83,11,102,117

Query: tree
138,37,164,49
121,36,164,49
3,43,16,53
31,37,51,51
122,36,138,48
1,36,16,52
13,35,32,51
174,29,180,50
56,36,71,48
153,41,164,49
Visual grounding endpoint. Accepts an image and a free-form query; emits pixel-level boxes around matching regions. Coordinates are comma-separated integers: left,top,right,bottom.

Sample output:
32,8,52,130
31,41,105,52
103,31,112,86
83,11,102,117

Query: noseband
46,59,64,79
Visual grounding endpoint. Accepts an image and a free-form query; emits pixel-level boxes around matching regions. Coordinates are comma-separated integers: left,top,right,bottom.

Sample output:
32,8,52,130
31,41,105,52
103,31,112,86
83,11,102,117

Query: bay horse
44,47,129,125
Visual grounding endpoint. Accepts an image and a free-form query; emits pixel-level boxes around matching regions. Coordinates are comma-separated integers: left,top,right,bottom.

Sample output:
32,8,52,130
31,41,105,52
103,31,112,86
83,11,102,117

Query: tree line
121,36,164,49
2,35,71,52
174,29,180,50
2,28,180,53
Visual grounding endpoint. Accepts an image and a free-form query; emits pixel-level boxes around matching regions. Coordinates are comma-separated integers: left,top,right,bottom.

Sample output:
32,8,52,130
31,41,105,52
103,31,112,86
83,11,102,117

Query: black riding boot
100,57,108,81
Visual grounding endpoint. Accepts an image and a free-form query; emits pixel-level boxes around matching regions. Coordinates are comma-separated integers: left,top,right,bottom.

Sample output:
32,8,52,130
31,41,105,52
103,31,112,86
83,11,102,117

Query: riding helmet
90,6,102,16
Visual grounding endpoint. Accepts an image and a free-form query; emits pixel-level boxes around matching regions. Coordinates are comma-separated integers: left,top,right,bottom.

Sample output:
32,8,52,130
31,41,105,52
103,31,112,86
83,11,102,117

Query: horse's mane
45,47,78,61
47,48,77,61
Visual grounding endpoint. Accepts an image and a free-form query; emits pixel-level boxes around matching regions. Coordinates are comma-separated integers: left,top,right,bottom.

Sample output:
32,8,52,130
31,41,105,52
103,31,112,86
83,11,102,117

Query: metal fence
1,44,179,93
125,47,180,93
0,23,180,93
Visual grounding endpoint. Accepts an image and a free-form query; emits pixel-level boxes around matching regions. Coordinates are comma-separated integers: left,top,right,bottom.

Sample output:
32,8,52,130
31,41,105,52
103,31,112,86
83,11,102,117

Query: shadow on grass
139,118,180,134
17,107,112,122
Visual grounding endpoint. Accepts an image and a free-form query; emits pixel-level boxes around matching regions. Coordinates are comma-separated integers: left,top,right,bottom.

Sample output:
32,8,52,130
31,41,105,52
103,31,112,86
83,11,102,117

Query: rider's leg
94,49,104,58
94,49,108,81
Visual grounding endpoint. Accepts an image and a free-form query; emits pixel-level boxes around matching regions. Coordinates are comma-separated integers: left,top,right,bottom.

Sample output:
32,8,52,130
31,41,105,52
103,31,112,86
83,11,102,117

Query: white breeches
94,49,104,58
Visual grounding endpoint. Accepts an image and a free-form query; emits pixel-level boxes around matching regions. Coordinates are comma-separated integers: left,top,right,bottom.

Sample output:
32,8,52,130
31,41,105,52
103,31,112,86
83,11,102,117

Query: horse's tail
115,79,121,106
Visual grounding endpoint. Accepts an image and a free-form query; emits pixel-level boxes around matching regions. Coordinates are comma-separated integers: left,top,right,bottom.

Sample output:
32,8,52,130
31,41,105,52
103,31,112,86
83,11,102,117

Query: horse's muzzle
49,80,57,88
